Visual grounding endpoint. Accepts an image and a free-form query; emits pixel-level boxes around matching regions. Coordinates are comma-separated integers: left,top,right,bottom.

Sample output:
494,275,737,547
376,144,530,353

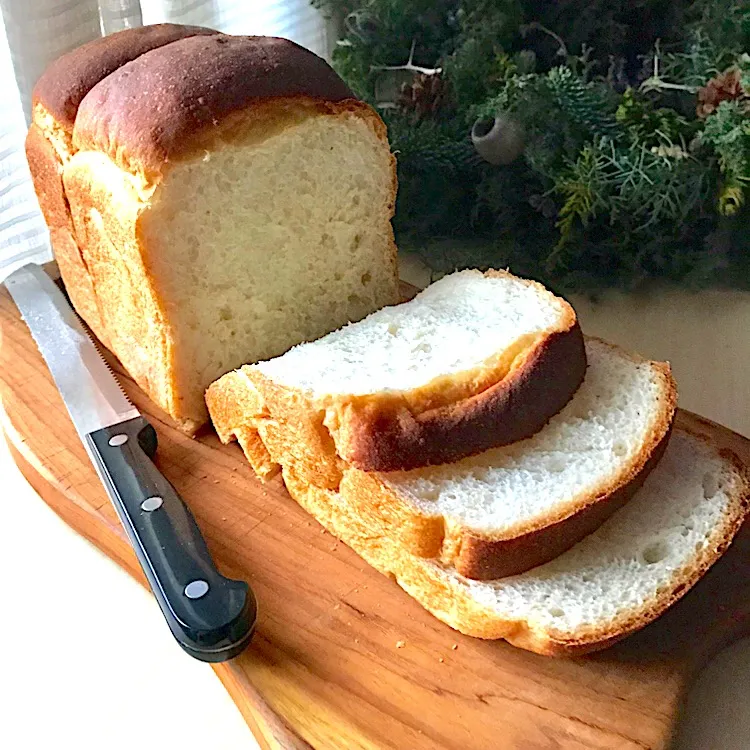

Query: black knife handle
86,416,256,662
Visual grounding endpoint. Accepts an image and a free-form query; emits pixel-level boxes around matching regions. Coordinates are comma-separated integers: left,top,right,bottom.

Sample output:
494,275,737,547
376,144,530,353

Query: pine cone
397,72,447,122
697,67,747,118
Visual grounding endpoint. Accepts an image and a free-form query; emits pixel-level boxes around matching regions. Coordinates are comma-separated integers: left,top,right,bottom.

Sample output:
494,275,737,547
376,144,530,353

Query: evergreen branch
546,67,621,138
701,100,750,215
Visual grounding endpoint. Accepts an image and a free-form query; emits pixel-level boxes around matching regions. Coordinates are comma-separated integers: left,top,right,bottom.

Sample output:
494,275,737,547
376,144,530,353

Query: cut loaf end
28,31,399,434
64,98,399,434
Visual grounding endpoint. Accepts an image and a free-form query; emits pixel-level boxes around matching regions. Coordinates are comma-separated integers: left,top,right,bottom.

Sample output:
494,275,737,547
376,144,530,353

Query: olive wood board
2,269,750,750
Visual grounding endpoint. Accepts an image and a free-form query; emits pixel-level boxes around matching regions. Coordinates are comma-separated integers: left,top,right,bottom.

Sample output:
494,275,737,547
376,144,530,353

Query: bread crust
73,35,356,180
341,319,586,472
25,123,109,345
279,421,749,655
206,337,676,579
63,151,174,424
31,23,218,129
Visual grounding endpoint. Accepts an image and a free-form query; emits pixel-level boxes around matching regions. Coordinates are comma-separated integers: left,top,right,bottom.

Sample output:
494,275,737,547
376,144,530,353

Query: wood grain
2,272,750,750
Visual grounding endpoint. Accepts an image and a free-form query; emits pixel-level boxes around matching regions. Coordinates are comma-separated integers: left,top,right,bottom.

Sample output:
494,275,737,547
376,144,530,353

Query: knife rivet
108,434,128,447
141,496,163,512
184,580,210,599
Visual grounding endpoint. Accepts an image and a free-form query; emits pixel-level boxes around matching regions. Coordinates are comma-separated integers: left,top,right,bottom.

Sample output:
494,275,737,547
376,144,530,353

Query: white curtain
0,0,332,277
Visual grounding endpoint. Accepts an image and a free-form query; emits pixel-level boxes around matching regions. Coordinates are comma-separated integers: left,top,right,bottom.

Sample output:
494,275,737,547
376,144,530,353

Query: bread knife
4,263,256,662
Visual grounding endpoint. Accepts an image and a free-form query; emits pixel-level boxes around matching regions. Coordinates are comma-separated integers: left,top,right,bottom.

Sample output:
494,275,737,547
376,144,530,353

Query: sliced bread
207,338,676,579
282,421,749,655
208,269,586,472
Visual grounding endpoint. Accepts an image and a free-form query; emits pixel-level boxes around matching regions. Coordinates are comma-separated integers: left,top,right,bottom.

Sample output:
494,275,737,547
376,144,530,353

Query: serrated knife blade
5,264,139,435
5,264,256,662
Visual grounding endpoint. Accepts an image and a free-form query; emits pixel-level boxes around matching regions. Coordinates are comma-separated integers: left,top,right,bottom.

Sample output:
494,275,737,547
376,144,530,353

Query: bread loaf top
72,34,358,178
32,23,218,130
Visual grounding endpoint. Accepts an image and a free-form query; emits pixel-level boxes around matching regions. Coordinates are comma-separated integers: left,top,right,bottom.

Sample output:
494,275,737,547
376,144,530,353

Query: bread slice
28,31,399,433
282,422,749,655
208,269,587,473
207,338,675,579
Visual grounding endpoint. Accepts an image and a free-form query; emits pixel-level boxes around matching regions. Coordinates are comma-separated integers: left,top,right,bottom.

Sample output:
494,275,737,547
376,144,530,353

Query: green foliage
686,0,750,56
656,31,736,89
383,112,484,238
554,144,601,244
441,1,523,111
700,100,750,214
313,0,750,292
321,0,460,101
615,88,697,146
546,67,621,138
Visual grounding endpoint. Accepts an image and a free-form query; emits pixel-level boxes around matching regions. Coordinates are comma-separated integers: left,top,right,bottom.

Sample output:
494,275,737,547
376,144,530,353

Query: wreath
312,0,750,293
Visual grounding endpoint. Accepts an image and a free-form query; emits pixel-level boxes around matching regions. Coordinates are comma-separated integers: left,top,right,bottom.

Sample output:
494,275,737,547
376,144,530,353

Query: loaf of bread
208,336,675,579
27,26,399,433
208,270,586,473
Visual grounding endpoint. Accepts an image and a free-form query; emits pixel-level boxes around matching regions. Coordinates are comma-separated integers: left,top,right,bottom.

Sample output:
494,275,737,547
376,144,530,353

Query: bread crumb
451,644,458,650
396,640,406,649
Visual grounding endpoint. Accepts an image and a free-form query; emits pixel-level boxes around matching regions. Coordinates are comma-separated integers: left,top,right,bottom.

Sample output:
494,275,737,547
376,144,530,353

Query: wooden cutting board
2,272,750,750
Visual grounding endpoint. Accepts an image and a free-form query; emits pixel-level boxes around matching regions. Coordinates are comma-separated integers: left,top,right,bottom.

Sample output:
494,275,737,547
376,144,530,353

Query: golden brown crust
341,321,586,472
206,336,676,579
25,124,110,346
32,24,218,130
73,35,356,179
278,424,749,655
63,151,171,417
25,124,70,231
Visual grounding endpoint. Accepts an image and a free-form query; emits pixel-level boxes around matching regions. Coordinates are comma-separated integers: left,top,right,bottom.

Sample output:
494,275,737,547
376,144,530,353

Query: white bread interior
63,104,398,431
255,269,569,396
